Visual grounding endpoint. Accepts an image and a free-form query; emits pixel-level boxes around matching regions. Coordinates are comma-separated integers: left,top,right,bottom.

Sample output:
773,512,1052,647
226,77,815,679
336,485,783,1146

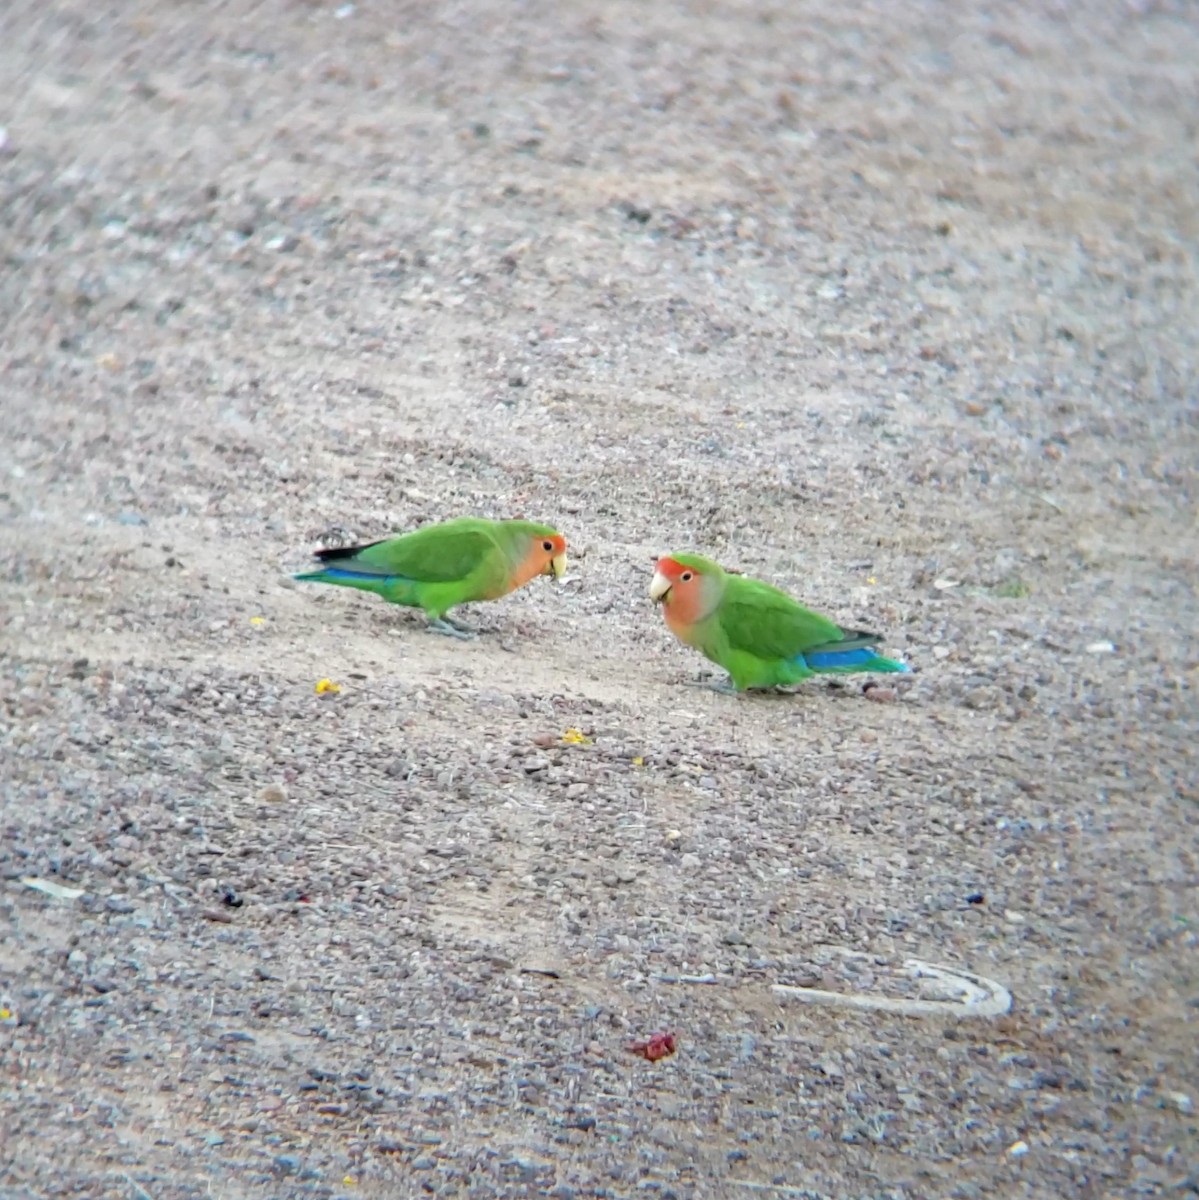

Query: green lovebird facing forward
295,517,568,639
649,552,910,692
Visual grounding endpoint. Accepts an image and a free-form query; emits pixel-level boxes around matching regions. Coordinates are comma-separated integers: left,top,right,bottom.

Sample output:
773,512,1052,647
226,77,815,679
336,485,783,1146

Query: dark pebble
1033,1069,1067,1090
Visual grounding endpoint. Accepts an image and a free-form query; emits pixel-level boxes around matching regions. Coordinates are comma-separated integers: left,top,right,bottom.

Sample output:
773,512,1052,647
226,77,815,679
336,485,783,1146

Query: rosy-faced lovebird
648,553,910,692
295,517,567,638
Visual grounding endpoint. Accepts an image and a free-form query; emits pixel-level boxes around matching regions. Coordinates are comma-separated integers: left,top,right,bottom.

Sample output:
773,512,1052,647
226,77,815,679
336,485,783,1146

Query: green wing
317,519,496,582
717,575,870,660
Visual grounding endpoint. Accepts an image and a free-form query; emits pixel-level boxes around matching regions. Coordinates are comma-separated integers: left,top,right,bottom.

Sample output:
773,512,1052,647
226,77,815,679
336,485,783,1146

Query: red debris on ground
626,1031,677,1062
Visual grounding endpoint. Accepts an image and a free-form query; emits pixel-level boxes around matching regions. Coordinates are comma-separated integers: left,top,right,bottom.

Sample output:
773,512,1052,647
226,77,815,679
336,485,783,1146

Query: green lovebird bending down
295,517,568,639
649,552,910,692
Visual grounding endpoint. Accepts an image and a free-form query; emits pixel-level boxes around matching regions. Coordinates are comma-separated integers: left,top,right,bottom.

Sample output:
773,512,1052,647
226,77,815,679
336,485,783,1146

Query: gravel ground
2,2,1197,1198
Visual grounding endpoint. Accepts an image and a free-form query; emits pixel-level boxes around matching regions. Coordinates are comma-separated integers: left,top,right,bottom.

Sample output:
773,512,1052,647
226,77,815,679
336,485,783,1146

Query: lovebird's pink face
648,556,718,626
512,531,569,590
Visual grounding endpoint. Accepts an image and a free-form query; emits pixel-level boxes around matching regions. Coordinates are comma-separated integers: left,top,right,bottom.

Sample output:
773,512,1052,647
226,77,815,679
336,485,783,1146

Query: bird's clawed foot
426,617,477,641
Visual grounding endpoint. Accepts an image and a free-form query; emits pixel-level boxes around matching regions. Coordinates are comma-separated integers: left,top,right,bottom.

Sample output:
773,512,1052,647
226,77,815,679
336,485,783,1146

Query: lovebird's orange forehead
656,556,690,578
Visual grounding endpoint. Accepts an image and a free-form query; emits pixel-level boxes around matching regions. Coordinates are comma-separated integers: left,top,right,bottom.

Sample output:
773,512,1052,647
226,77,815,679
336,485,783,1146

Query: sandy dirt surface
2,1,1198,1197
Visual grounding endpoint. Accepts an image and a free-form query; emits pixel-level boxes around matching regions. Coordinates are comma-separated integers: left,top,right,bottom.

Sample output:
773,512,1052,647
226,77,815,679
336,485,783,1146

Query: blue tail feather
293,566,406,587
802,648,911,672
805,647,880,670
319,567,396,583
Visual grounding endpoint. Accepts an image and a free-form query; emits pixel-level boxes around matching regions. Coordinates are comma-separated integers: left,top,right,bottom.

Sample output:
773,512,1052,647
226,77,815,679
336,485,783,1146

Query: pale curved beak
649,570,672,603
548,552,568,580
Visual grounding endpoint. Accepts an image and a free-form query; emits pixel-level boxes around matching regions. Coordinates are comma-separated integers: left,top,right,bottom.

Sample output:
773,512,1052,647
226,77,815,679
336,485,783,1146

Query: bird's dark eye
542,540,554,552
681,572,693,582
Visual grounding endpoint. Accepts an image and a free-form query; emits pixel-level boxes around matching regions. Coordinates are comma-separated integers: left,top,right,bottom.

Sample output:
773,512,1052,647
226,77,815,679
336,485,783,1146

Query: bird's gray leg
426,616,476,641
683,675,738,695
440,613,478,634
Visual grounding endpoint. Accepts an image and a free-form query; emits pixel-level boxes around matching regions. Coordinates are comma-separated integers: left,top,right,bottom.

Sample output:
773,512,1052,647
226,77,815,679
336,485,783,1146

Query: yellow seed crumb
561,728,591,744
315,678,342,695
249,616,266,626
867,577,877,585
632,756,645,767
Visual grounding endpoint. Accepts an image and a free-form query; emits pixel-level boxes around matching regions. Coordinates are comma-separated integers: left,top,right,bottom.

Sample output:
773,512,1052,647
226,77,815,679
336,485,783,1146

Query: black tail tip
313,541,372,562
